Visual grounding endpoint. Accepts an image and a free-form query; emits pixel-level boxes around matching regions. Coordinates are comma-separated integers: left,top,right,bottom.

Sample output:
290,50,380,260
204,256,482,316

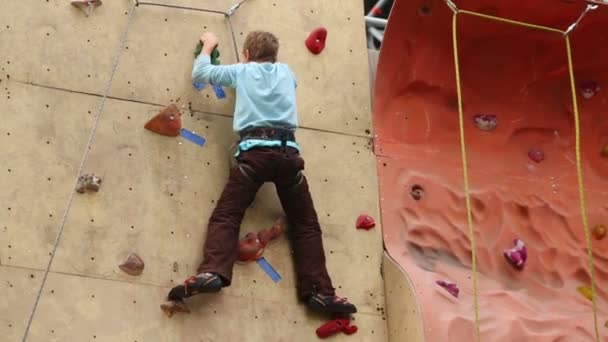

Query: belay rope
445,3,600,341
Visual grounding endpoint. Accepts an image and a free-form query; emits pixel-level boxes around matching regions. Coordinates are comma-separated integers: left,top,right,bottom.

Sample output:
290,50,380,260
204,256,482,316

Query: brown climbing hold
258,219,285,245
601,143,608,158
160,300,191,318
76,173,102,193
119,253,145,276
144,104,182,137
71,0,102,17
411,184,424,201
593,225,607,240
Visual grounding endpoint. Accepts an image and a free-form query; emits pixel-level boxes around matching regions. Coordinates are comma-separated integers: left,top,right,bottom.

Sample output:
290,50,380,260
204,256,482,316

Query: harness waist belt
239,127,296,143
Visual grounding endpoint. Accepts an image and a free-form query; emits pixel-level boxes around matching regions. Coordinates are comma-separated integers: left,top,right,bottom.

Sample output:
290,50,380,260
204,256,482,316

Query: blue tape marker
256,257,281,283
180,128,205,147
193,81,206,91
212,84,226,99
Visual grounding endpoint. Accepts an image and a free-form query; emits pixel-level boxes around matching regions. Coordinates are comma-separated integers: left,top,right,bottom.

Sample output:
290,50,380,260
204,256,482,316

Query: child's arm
192,33,242,88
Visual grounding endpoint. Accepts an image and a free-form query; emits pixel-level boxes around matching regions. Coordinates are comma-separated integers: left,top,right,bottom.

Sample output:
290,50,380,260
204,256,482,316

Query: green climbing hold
194,41,220,64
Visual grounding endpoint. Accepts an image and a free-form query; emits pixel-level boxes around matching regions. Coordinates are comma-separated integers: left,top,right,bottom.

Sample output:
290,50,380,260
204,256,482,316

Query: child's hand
199,32,219,54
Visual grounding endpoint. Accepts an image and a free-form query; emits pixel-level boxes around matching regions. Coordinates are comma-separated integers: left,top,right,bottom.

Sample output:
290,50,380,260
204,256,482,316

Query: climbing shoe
306,293,357,314
167,272,223,301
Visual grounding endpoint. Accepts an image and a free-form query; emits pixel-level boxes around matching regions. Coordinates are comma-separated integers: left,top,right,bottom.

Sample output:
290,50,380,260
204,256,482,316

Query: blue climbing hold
213,84,226,99
193,81,206,91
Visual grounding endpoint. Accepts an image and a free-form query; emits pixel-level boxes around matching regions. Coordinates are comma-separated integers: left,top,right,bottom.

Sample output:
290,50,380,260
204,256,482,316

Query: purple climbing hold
504,238,527,270
193,81,206,91
473,114,498,131
213,84,226,99
528,148,544,163
436,280,459,298
580,80,600,99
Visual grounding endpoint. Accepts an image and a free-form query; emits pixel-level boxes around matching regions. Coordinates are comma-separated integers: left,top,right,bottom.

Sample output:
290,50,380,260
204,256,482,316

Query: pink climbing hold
305,27,327,55
580,80,600,99
436,280,459,298
356,214,375,230
528,148,544,163
504,238,527,270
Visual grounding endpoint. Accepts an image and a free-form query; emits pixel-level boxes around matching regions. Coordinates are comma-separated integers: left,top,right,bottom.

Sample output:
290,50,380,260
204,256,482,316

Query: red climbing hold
237,232,264,262
237,217,286,262
528,148,544,163
316,316,358,338
144,104,182,137
305,27,327,55
356,214,376,230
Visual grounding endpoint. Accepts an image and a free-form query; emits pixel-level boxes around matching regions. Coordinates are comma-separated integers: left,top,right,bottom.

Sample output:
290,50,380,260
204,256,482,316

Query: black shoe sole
307,297,357,314
167,276,222,300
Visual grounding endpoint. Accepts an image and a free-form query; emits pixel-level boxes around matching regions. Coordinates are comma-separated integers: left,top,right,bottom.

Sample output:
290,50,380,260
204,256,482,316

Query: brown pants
197,146,335,300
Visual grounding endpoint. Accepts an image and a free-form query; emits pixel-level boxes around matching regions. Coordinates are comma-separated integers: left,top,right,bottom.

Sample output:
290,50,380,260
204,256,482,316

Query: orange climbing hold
144,104,182,137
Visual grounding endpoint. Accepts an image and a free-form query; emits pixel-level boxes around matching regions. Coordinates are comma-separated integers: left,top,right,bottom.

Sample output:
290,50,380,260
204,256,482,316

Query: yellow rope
460,10,564,34
449,9,600,342
451,12,481,342
565,36,600,341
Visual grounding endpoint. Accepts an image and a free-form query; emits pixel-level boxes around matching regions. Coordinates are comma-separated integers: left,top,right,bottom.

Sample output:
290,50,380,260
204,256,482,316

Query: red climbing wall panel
375,0,608,340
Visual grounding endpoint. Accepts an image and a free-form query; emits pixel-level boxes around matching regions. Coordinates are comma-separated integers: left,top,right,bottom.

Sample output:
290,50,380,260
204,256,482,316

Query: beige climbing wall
1,0,387,341
382,253,424,342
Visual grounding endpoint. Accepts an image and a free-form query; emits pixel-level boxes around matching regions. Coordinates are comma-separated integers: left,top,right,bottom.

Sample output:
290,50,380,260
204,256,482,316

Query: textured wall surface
0,1,387,341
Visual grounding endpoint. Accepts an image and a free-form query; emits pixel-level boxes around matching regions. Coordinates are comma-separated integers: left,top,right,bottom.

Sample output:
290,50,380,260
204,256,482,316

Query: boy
166,31,356,315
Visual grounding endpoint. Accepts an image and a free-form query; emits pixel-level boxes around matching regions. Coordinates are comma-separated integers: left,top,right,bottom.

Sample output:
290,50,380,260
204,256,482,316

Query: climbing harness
442,1,601,340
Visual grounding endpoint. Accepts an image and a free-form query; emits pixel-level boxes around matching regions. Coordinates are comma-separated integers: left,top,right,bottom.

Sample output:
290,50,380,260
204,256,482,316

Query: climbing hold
410,184,424,201
577,285,593,301
76,173,102,193
71,0,102,17
180,129,205,147
436,280,459,298
160,300,191,318
258,217,286,246
193,81,206,91
212,84,226,99
316,316,358,338
473,114,498,131
601,143,608,158
305,27,327,55
593,224,607,240
237,217,286,262
118,253,145,276
503,239,527,270
528,148,545,163
356,214,376,230
580,80,600,99
144,104,182,137
194,42,220,61
238,232,264,262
